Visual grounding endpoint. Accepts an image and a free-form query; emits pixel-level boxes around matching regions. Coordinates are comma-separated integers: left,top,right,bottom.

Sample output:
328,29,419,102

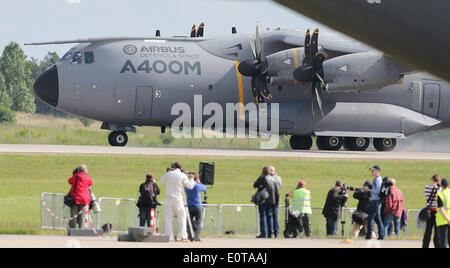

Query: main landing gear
108,131,128,147
290,135,397,152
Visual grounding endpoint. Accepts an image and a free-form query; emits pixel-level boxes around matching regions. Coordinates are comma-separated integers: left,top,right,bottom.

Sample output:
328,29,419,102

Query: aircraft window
84,52,95,64
60,52,72,63
71,52,82,64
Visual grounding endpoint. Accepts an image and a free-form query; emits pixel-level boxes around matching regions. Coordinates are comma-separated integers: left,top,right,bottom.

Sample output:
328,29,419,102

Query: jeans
188,206,202,241
383,213,401,237
268,206,279,237
326,217,338,236
366,200,385,239
139,207,151,227
258,204,273,237
69,204,87,229
423,210,441,248
437,225,450,248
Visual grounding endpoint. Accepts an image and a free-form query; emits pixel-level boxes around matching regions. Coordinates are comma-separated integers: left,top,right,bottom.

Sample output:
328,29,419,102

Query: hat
442,179,449,188
297,180,306,188
370,165,381,171
336,180,344,187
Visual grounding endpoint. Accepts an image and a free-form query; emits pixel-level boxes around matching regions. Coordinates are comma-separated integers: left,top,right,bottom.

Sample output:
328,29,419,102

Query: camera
380,177,393,199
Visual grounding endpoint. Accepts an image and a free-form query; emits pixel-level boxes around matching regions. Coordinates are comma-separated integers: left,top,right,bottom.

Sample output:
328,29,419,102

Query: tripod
201,195,217,230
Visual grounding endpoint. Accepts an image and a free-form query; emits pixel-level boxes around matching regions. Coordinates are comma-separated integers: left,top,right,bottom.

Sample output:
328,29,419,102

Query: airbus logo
123,45,138,55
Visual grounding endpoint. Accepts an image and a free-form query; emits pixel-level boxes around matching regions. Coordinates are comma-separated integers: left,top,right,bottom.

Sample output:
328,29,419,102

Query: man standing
137,174,160,227
383,179,405,237
322,180,348,236
423,175,441,248
268,166,282,238
366,165,385,240
185,173,207,241
290,180,312,237
436,178,450,248
159,162,195,242
68,165,93,229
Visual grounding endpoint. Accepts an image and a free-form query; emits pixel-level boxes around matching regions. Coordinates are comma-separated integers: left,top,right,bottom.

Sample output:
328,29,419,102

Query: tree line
0,41,70,123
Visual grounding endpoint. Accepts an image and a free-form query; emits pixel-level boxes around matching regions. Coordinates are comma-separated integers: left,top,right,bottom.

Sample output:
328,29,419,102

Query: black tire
108,131,128,147
343,137,370,151
373,138,397,152
316,136,344,151
290,136,313,150
284,228,298,239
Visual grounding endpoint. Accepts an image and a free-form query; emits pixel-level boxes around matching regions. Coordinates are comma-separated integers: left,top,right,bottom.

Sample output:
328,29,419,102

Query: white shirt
159,169,195,201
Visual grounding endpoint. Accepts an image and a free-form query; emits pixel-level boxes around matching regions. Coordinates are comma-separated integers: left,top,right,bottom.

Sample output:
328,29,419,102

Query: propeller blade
190,24,197,38
303,29,311,65
196,23,205,37
255,22,262,62
313,83,325,118
258,75,272,101
251,77,260,104
310,28,319,62
314,72,327,90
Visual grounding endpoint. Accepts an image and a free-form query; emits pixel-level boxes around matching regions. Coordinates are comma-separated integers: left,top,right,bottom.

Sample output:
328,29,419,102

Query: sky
0,0,327,60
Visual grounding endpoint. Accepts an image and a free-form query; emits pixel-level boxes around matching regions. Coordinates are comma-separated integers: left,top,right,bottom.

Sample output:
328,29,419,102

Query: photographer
366,165,385,240
137,174,160,228
351,181,373,238
67,165,93,229
322,180,348,236
185,173,207,242
383,178,404,237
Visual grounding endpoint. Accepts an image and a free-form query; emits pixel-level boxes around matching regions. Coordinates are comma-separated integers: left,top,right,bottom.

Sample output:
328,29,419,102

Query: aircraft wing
274,0,450,81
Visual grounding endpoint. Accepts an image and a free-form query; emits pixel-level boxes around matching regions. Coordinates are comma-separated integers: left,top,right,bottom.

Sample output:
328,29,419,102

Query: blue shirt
370,176,383,201
185,183,208,207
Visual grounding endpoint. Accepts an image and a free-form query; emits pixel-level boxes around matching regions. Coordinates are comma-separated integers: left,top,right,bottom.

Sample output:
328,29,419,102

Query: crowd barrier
41,192,424,238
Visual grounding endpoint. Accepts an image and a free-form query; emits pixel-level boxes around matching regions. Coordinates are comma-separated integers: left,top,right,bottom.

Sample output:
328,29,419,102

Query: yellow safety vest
292,188,312,214
436,188,450,227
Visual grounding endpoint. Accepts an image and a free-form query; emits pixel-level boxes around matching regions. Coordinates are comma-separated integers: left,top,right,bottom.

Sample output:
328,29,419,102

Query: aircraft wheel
290,136,313,150
316,136,344,151
109,131,128,147
373,138,397,152
343,137,370,151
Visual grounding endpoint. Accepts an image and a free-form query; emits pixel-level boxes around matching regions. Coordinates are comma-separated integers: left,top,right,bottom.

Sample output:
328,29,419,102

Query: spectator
422,174,442,248
383,179,405,237
289,180,312,237
366,165,385,240
159,162,195,242
185,173,207,242
68,165,93,229
322,180,348,236
268,166,282,238
352,181,374,238
436,179,450,248
254,166,280,238
137,174,160,228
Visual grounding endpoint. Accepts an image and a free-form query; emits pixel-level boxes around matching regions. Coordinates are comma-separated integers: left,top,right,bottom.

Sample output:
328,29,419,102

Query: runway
1,144,450,160
0,235,421,248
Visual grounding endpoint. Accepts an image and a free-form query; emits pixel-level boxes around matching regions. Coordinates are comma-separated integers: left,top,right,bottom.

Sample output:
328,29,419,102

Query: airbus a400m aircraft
28,24,450,151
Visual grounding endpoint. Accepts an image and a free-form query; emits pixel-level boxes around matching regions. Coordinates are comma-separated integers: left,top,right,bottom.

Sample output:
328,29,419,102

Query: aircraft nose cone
34,65,59,107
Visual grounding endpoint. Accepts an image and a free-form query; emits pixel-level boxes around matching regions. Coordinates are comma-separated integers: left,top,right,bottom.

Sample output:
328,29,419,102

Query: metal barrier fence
41,192,67,230
41,193,425,238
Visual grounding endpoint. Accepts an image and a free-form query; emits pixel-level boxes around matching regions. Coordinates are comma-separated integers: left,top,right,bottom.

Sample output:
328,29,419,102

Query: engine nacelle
323,52,407,92
267,48,304,86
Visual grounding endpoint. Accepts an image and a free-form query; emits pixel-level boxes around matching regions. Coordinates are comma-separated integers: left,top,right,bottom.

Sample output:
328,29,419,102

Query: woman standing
422,174,441,248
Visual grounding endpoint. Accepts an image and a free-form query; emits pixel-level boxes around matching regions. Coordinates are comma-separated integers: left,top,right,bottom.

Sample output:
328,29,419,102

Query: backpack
138,183,156,208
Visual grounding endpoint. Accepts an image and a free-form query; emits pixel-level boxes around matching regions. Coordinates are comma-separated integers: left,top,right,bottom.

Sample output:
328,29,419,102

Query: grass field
0,153,449,237
0,112,292,149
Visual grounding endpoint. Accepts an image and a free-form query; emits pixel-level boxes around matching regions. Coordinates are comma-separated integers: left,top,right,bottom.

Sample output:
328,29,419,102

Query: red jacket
385,186,405,218
68,172,93,205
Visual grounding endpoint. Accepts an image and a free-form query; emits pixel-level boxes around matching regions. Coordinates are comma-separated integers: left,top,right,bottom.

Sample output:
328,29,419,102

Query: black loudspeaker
199,162,215,186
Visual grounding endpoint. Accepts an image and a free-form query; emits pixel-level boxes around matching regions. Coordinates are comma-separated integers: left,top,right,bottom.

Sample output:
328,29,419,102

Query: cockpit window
60,51,73,63
84,51,95,64
71,52,82,64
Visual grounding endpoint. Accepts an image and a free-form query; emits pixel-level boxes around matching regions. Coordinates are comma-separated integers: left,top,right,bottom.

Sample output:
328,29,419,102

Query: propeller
190,24,197,38
197,23,205,37
237,22,272,104
293,28,328,118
